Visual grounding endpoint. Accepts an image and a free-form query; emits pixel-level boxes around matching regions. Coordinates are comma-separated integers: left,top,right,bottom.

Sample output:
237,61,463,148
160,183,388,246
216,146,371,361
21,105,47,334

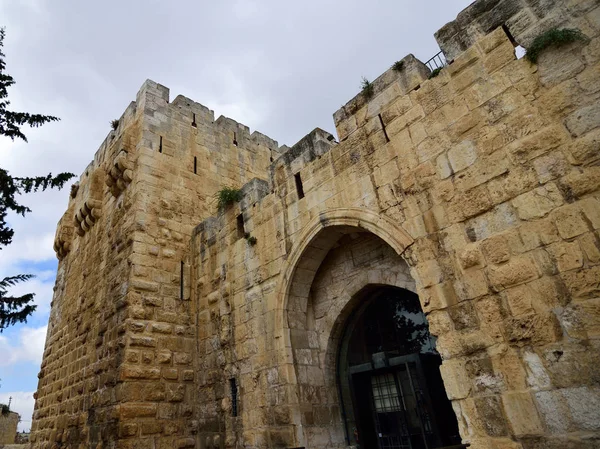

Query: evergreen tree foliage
0,27,75,331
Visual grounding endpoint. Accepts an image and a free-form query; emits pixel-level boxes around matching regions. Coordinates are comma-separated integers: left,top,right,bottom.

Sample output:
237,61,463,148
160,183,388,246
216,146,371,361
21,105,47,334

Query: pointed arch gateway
274,208,462,448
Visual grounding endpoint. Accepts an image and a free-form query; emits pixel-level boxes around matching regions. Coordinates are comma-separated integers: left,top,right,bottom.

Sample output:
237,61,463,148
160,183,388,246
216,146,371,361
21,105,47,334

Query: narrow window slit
180,261,184,300
295,173,305,199
233,132,238,146
237,214,245,239
192,113,197,128
502,24,518,46
230,378,238,417
159,136,163,153
502,24,526,58
194,156,197,174
378,113,390,143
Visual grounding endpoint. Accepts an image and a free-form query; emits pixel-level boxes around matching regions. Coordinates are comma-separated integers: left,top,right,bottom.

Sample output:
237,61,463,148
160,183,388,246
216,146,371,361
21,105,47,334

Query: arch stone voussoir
274,207,414,345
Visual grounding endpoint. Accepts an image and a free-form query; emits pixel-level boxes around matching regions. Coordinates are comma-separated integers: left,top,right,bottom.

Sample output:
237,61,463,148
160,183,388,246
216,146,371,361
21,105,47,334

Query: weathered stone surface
0,412,19,445
31,3,600,449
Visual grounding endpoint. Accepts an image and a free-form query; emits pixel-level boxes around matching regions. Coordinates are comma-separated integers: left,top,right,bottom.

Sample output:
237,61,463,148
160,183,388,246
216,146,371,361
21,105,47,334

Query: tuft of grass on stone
111,119,119,131
428,67,443,79
392,60,404,72
526,28,587,63
246,235,257,246
1,404,9,416
360,77,374,100
216,187,242,209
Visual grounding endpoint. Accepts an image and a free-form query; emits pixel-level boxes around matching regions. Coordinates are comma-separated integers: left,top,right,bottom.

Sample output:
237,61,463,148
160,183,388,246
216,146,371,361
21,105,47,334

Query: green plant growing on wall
392,60,404,72
428,67,443,79
110,119,119,130
245,234,257,246
1,403,9,415
216,187,242,209
526,28,587,63
360,77,374,100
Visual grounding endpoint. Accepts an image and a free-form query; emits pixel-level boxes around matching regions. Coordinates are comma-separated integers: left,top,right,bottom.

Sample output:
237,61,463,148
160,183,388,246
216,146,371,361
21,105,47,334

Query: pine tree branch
0,274,36,331
0,26,71,329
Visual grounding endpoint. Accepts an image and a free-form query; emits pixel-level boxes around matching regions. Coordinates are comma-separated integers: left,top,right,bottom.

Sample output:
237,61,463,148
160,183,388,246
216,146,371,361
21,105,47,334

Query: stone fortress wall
31,0,600,448
0,412,19,445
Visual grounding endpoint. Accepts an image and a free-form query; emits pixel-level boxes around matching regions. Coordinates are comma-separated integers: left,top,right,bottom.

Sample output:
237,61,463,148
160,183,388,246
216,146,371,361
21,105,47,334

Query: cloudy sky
0,0,473,432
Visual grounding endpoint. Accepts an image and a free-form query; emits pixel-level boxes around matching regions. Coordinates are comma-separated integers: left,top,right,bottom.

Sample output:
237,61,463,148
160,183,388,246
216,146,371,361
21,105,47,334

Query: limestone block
502,392,544,437
578,232,600,263
415,260,444,288
465,203,519,241
464,72,512,110
561,265,600,299
562,386,600,431
504,312,562,346
454,268,490,300
565,128,600,165
474,395,510,437
532,151,570,184
565,101,600,137
507,125,568,163
512,183,564,220
426,310,453,335
492,348,528,391
505,284,535,316
481,234,511,265
551,204,591,239
449,302,480,330
436,153,452,179
386,105,425,138
560,166,600,198
459,244,485,269
483,40,518,74
448,140,478,172
119,403,157,419
538,41,586,87
535,390,573,434
448,185,493,223
487,255,540,291
547,241,585,272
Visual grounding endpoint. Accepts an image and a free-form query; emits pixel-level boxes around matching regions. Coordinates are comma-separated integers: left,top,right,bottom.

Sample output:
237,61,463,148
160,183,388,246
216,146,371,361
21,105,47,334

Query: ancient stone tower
31,1,600,448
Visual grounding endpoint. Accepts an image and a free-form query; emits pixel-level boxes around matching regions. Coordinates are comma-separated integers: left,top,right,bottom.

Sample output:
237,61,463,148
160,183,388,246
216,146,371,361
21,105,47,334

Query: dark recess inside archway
337,286,461,449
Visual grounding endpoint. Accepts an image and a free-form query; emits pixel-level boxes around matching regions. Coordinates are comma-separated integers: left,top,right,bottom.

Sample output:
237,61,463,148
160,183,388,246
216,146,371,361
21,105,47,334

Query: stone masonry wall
31,80,276,449
33,1,600,448
191,3,600,448
0,412,19,445
435,0,598,60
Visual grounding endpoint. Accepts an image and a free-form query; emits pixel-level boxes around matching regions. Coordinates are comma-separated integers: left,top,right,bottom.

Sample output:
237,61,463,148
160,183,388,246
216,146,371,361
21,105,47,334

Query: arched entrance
337,285,461,449
275,209,462,448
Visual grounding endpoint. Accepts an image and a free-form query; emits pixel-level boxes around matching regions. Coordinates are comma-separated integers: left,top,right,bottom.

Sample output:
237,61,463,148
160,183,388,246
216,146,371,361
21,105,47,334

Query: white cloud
0,271,55,318
0,325,48,368
0,391,36,432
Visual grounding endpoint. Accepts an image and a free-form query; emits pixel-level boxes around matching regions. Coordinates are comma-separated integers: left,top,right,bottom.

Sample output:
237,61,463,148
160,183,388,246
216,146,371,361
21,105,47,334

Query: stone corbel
74,199,102,236
74,167,104,237
54,214,74,260
105,149,133,197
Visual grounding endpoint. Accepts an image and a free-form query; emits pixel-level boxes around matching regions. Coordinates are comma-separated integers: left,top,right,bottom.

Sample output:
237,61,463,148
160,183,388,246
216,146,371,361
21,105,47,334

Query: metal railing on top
425,50,447,72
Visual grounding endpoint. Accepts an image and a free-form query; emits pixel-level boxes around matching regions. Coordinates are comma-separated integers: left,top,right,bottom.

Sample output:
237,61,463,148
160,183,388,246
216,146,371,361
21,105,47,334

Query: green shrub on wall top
360,77,374,100
216,187,242,209
526,28,587,63
428,67,443,79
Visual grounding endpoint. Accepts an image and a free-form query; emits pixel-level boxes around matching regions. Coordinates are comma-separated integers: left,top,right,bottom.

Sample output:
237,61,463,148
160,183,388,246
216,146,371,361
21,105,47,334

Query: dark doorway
337,286,461,449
